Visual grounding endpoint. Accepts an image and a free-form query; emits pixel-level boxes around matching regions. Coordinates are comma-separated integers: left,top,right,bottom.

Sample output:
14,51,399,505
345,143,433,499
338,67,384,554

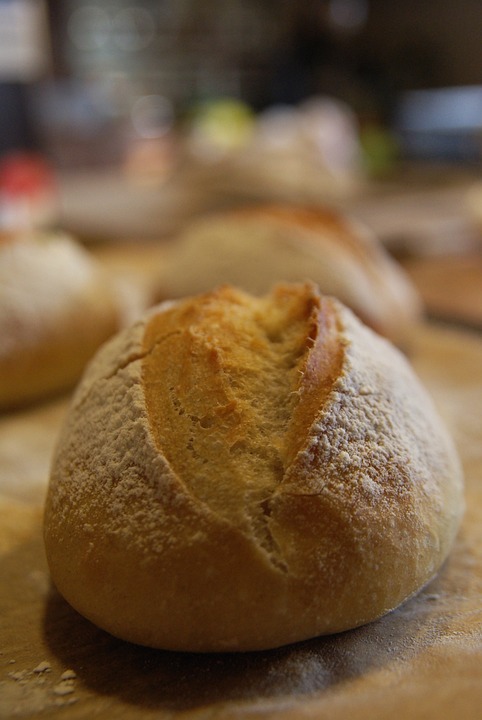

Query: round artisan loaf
44,283,463,652
155,204,422,348
0,230,132,410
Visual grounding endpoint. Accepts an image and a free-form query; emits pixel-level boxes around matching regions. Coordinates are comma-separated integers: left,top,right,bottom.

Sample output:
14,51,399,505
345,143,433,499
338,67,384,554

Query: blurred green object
187,98,255,156
360,123,399,177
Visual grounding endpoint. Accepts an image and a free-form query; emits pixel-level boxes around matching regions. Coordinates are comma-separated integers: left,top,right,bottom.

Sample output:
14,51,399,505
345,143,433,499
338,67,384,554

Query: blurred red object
0,152,58,231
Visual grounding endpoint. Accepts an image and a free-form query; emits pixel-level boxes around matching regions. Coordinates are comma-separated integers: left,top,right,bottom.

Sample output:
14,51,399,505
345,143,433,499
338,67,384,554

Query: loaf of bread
179,97,364,205
0,230,134,411
44,283,463,652
155,204,421,348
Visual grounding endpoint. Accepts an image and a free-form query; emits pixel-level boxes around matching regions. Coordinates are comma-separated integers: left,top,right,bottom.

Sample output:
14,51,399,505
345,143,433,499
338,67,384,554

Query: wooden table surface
403,253,482,331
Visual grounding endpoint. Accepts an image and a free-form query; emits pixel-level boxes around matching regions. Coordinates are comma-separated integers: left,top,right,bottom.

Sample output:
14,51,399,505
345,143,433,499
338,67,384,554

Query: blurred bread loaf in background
0,230,144,411
155,203,422,348
176,98,364,207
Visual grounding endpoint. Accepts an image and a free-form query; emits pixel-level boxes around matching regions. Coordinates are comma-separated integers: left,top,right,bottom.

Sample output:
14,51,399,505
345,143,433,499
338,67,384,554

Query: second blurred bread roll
0,230,138,410
155,204,421,347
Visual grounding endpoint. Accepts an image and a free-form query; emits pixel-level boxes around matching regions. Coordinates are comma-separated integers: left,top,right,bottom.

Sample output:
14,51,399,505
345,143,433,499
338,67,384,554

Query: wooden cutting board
403,253,482,331
1,322,481,720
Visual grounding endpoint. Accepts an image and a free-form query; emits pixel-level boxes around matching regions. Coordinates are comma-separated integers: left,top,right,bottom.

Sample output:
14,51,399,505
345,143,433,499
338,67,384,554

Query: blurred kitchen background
1,0,482,248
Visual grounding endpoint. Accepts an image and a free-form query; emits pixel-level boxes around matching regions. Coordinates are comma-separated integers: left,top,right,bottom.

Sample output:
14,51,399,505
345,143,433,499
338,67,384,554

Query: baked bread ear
0,230,132,411
155,204,421,348
44,283,463,652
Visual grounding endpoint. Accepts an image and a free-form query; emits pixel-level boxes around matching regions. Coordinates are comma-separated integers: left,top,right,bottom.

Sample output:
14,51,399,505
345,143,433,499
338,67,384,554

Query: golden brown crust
143,285,344,504
43,283,463,652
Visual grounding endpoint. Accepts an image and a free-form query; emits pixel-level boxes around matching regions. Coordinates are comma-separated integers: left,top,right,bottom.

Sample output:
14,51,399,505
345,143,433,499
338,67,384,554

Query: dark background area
1,0,482,166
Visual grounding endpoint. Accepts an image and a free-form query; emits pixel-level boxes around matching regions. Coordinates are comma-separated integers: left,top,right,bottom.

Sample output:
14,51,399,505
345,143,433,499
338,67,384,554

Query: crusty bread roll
0,230,135,411
155,204,422,348
44,283,463,652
